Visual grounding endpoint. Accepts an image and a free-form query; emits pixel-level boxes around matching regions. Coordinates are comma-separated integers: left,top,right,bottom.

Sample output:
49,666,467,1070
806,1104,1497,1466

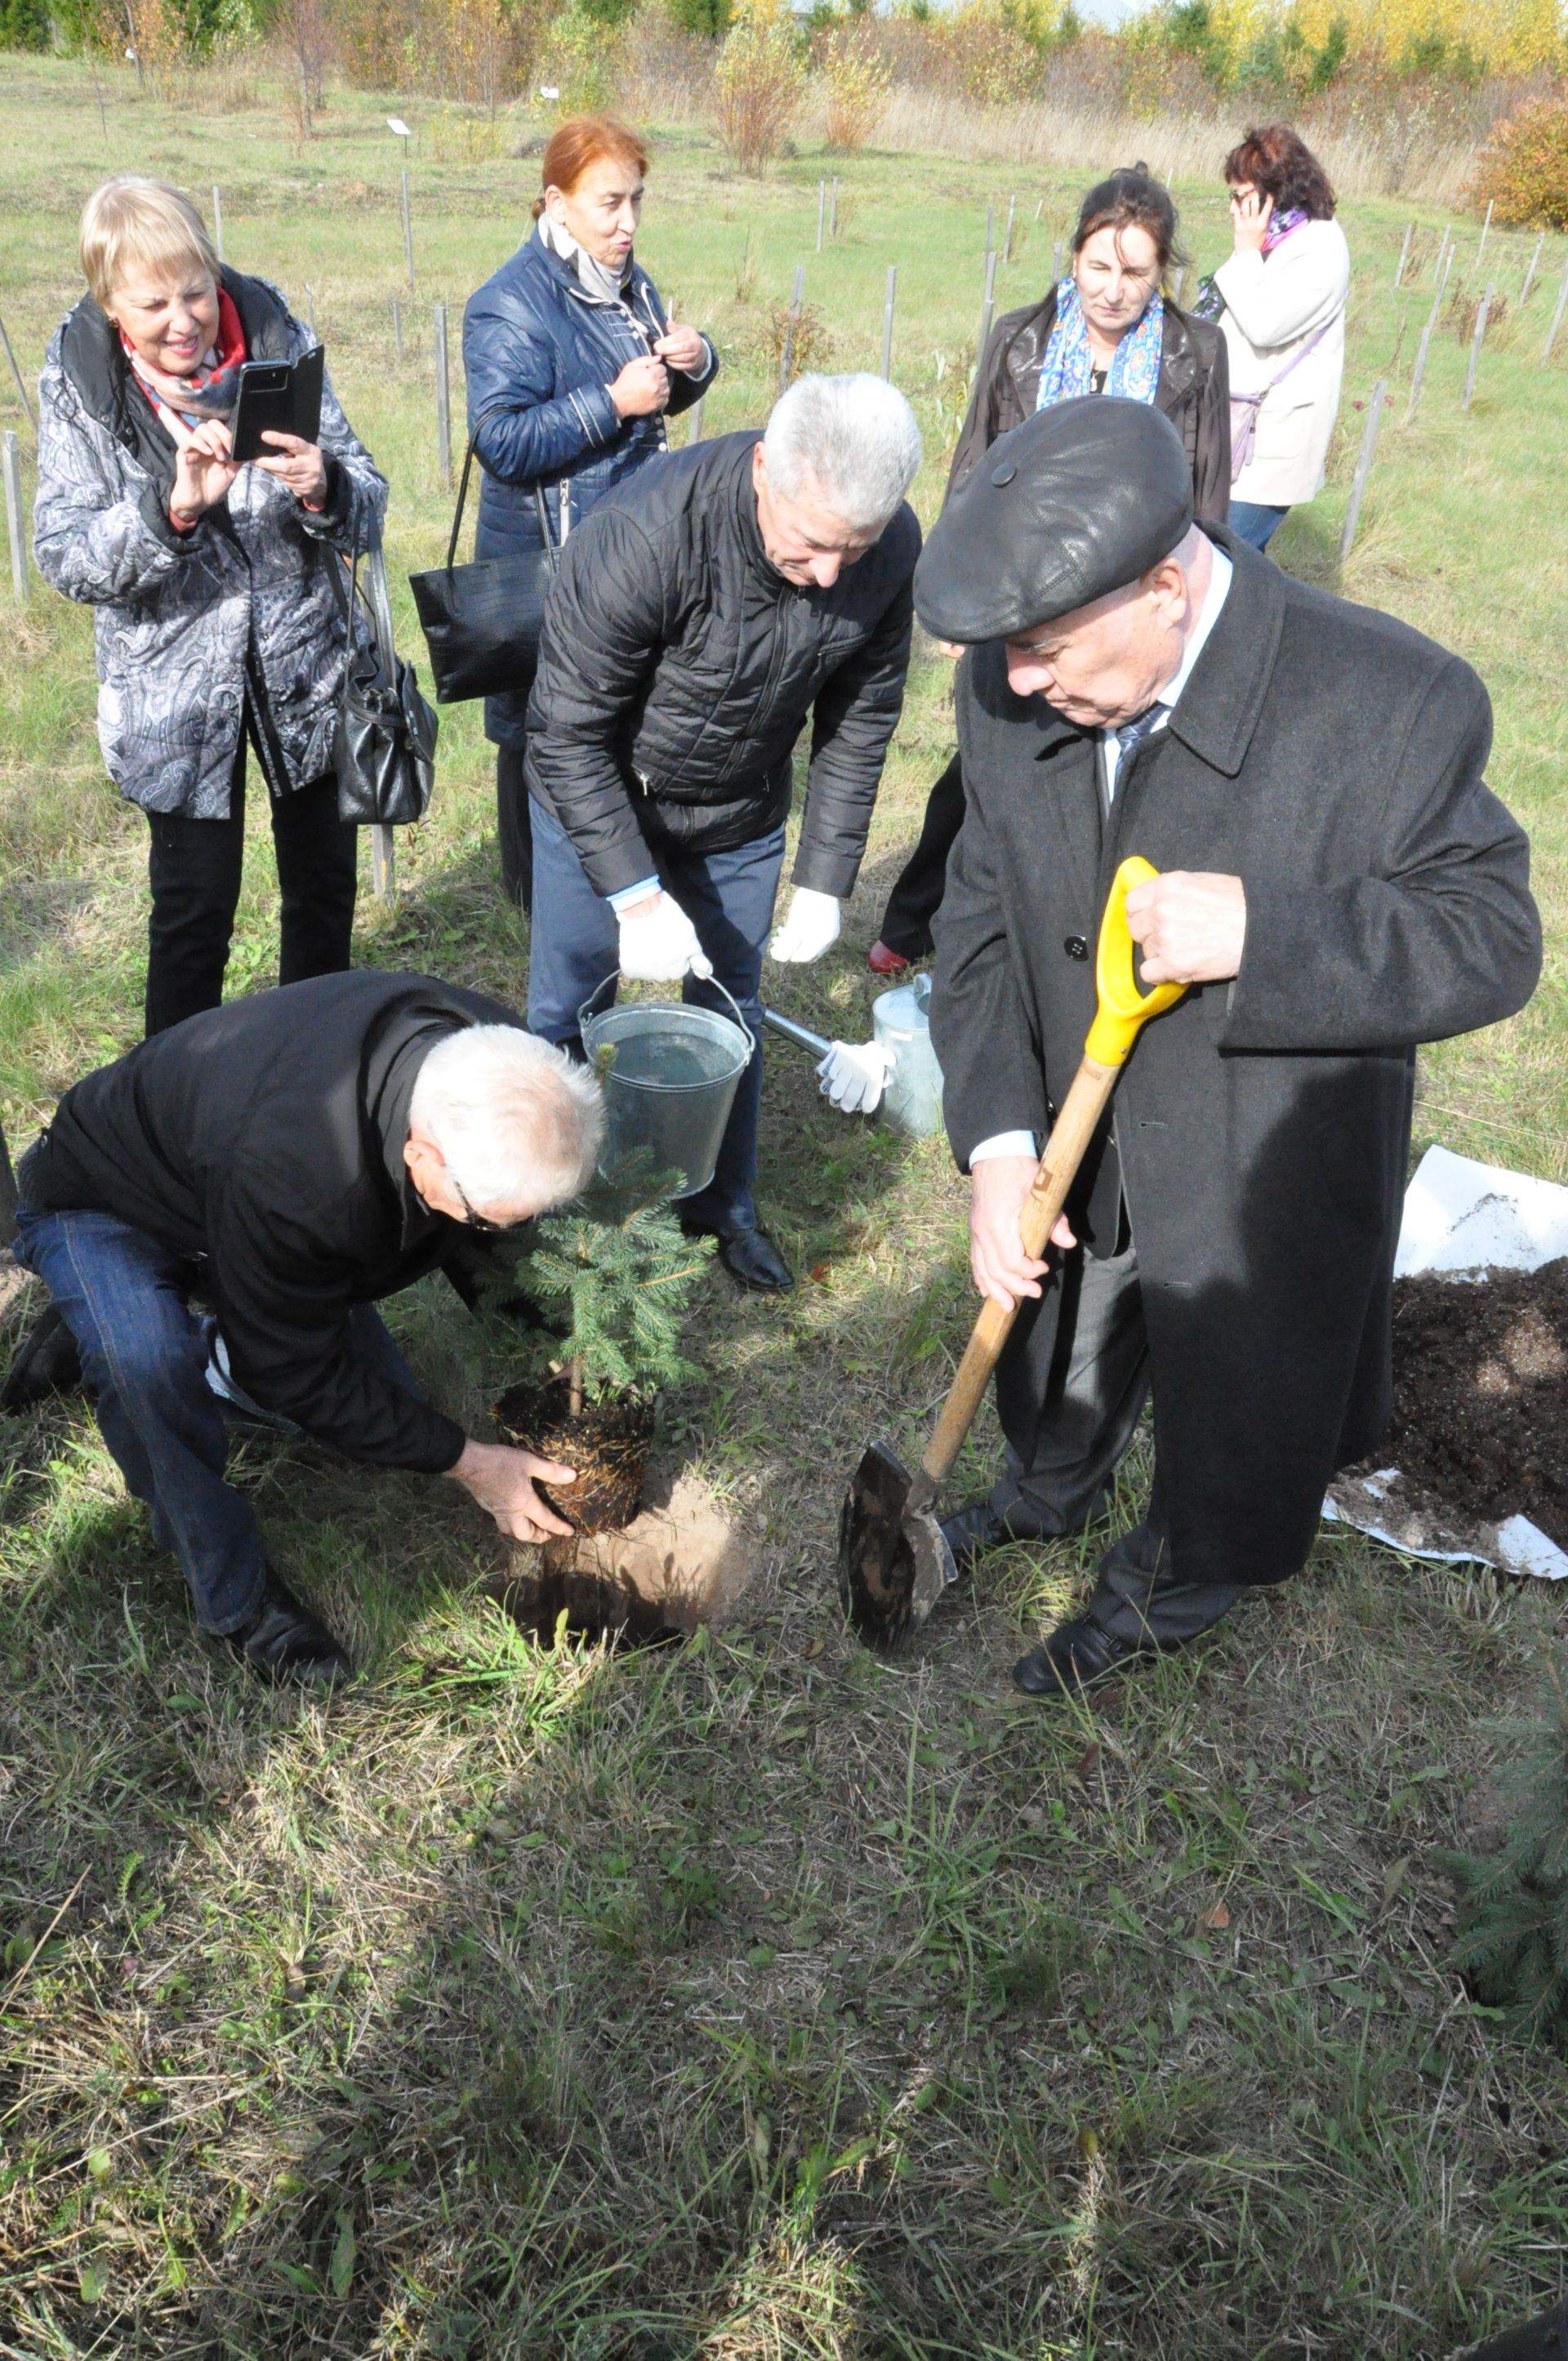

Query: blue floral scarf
1035,276,1165,411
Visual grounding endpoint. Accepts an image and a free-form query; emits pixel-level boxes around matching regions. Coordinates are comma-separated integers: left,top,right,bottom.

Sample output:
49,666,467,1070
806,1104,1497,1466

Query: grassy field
3,53,1568,2361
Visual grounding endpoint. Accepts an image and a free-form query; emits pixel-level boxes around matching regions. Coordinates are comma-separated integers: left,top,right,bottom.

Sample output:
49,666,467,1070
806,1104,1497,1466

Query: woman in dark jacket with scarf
34,175,386,1038
870,166,1229,973
461,114,719,911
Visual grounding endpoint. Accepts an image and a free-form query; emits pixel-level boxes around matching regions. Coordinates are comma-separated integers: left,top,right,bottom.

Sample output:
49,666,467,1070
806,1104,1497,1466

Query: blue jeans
1228,500,1290,551
14,1194,422,1636
526,796,786,1236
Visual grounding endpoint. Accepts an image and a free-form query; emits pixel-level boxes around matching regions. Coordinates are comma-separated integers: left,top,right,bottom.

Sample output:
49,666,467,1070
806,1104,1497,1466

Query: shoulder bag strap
449,402,559,574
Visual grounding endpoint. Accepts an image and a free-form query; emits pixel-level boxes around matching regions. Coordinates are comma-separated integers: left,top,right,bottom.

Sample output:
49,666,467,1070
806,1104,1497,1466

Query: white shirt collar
1155,540,1232,715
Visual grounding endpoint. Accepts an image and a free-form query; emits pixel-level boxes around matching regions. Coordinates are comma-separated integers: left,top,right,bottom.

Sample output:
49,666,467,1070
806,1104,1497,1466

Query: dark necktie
1107,701,1167,809
1115,701,1167,758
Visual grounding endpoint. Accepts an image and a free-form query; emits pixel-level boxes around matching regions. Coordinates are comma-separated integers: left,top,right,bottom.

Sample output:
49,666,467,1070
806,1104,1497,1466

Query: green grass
3,51,1568,2360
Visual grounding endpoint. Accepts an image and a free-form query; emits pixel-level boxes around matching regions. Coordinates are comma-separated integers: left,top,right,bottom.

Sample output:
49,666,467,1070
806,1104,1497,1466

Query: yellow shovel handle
917,857,1186,1491
1085,855,1187,1067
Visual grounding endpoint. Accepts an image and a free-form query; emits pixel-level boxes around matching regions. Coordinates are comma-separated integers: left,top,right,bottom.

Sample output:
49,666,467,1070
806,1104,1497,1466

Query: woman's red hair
532,114,649,221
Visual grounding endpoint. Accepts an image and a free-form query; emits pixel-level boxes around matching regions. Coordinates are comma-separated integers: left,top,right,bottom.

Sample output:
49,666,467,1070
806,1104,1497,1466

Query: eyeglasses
454,1178,513,1234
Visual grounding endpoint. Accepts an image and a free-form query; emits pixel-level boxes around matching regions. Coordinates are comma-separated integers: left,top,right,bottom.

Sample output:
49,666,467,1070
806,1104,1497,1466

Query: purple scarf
1263,207,1310,254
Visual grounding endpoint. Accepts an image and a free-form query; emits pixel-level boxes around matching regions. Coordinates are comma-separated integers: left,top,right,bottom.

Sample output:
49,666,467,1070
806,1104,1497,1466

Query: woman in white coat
1214,125,1350,552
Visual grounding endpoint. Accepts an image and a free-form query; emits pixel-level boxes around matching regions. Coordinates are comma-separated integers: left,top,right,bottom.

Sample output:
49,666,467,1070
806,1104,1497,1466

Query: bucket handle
577,969,758,1058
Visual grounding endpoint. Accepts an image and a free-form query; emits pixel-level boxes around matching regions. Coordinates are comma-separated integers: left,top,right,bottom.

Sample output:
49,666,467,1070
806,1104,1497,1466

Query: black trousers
144,742,358,1038
877,748,965,960
992,1239,1247,1646
497,739,532,913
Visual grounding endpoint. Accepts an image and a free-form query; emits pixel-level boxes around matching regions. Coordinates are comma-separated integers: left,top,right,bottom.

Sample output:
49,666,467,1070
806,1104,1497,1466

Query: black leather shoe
0,1303,82,1414
226,1571,351,1692
1012,1613,1155,1699
939,1497,1055,1572
715,1227,794,1294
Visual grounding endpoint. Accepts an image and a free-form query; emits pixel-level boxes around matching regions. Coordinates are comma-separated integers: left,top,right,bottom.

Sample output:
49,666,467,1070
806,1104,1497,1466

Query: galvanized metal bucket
578,973,755,1200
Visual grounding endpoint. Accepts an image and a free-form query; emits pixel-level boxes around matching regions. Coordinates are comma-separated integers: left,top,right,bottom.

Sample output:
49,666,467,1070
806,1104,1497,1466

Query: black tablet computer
229,345,325,463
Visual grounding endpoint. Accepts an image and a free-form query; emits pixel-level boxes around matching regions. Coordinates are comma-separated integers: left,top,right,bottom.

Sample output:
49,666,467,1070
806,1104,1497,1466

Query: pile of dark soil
1388,1258,1568,1546
493,1378,656,1535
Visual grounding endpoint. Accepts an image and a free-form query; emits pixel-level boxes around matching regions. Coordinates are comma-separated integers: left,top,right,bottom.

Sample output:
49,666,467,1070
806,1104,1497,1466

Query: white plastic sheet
1323,1145,1568,1582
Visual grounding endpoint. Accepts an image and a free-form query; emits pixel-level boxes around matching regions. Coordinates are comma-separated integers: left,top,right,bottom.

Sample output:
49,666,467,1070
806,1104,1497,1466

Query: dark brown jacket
948,290,1232,522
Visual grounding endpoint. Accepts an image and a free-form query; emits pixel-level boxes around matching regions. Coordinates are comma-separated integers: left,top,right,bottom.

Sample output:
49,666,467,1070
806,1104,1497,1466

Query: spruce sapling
514,1190,715,1415
1442,1650,1568,2047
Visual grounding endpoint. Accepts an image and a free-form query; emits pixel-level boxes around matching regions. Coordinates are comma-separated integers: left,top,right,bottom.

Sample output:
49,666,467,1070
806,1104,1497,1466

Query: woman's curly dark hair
1223,123,1337,220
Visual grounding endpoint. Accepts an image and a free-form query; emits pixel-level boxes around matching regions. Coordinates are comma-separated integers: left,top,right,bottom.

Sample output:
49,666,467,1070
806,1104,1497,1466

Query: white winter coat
1215,218,1351,508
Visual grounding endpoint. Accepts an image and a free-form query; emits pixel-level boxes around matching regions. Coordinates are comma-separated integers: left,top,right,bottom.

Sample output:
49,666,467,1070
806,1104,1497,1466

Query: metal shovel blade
838,1439,957,1649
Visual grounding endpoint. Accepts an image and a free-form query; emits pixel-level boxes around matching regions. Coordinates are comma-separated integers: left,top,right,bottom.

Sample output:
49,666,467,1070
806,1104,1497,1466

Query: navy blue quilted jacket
461,225,718,743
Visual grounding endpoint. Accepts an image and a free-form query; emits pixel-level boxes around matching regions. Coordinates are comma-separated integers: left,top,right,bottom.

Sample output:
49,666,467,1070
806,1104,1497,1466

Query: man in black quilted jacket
524,372,923,1294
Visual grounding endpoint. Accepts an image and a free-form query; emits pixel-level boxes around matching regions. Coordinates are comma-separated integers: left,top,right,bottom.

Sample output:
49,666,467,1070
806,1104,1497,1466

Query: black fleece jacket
20,972,524,1473
524,430,920,898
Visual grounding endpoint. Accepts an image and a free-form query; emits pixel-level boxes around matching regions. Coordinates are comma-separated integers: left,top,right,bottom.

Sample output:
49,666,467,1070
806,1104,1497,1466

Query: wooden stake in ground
1432,222,1450,282
305,283,315,334
815,179,825,253
1405,286,1442,422
433,301,452,486
1171,264,1186,305
1521,230,1544,308
975,248,998,379
392,296,403,359
364,542,401,900
1051,238,1062,286
1003,194,1015,265
400,167,415,296
778,264,805,394
1339,380,1387,564
1543,258,1568,360
1463,283,1494,411
880,263,897,381
687,391,705,444
2,430,26,604
829,176,839,239
985,202,995,269
0,1112,16,1248
1477,197,1494,266
212,183,224,264
1393,221,1413,287
0,311,35,433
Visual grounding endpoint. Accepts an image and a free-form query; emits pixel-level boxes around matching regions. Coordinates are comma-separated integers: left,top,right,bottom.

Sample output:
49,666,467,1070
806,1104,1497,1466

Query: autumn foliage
1469,95,1568,229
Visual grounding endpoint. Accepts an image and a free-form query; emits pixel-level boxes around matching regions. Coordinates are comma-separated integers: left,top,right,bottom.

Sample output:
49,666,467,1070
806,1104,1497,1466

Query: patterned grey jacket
33,270,387,819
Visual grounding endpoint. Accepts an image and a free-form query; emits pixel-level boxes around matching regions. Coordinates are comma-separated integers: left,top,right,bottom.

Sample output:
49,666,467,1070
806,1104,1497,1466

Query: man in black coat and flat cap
916,397,1540,1700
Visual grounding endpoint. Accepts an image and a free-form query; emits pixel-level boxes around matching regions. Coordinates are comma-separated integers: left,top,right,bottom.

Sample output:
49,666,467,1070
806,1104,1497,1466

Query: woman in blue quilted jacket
461,114,719,911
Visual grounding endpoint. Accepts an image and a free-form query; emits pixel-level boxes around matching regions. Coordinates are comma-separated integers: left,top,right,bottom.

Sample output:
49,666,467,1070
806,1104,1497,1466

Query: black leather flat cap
915,397,1194,642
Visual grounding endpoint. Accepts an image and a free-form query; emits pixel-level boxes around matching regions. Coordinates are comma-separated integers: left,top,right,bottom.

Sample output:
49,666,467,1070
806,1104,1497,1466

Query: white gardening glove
815,1040,895,1115
617,891,714,982
768,886,841,964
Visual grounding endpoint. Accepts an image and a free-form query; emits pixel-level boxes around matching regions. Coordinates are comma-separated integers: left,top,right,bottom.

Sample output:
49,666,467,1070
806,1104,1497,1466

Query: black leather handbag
330,542,439,827
408,416,559,706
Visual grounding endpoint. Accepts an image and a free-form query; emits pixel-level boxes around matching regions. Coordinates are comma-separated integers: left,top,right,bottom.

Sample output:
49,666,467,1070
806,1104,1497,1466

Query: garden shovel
839,856,1187,1649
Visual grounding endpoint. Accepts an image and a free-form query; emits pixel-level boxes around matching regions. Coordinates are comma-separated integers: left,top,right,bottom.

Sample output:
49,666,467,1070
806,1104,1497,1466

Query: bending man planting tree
2,973,604,1691
523,369,923,1295
916,396,1541,1701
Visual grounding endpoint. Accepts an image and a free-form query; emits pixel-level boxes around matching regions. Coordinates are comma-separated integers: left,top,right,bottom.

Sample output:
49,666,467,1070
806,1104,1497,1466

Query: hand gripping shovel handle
912,857,1185,1504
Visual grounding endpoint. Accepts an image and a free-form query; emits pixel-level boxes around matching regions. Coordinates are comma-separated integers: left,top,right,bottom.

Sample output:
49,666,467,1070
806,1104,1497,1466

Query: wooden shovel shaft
917,1054,1120,1491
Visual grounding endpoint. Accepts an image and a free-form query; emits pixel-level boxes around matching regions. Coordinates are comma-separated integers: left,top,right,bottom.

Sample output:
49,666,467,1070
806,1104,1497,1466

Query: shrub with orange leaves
1468,94,1568,227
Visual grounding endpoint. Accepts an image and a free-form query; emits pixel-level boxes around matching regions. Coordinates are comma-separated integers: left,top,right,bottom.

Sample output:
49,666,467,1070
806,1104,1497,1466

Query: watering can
761,972,943,1138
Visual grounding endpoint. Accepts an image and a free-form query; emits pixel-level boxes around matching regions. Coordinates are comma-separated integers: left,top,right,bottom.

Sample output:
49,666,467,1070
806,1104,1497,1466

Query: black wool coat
21,972,523,1475
932,531,1541,1591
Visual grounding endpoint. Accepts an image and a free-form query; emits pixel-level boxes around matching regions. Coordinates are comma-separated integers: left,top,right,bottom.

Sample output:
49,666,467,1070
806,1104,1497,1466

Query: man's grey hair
763,372,923,532
409,1026,604,1217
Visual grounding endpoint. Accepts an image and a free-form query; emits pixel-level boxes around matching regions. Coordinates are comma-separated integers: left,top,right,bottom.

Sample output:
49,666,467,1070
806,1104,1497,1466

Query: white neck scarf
539,212,633,308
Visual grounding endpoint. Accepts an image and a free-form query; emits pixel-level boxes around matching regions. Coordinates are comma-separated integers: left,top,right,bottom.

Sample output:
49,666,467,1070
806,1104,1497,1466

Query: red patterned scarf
121,287,247,439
